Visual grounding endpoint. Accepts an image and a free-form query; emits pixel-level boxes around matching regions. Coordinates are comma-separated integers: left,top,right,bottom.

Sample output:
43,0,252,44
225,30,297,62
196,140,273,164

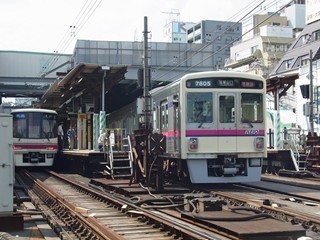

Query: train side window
241,93,263,123
187,92,212,123
219,95,235,123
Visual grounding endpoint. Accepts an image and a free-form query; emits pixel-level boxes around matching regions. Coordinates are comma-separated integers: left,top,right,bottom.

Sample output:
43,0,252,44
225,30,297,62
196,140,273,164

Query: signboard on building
306,0,320,24
163,21,195,43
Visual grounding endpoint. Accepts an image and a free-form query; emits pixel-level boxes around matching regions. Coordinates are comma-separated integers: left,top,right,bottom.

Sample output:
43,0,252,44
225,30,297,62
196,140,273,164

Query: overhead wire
152,0,265,82
44,0,103,74
39,0,102,79
152,0,292,83
151,0,264,81
51,0,102,57
38,0,93,76
39,0,290,82
184,0,295,76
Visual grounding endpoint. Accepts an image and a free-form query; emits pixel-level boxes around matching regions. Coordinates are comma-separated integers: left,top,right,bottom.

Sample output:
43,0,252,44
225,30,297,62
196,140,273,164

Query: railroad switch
183,193,225,212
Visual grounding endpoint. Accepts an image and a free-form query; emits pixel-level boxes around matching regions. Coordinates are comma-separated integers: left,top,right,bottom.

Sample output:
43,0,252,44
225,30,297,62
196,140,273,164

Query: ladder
105,135,134,179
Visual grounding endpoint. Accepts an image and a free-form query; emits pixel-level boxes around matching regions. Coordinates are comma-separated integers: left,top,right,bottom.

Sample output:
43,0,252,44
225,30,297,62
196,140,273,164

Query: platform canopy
37,63,128,110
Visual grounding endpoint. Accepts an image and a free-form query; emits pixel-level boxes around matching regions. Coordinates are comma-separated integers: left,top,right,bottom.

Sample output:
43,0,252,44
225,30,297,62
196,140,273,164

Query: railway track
15,170,319,240
16,170,229,240
207,184,320,232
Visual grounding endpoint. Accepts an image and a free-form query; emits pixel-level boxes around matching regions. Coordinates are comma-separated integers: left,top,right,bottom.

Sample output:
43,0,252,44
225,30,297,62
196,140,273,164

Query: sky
0,0,290,54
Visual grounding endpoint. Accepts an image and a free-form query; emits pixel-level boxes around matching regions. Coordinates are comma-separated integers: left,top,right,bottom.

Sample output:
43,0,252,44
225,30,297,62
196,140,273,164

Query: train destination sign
186,78,263,89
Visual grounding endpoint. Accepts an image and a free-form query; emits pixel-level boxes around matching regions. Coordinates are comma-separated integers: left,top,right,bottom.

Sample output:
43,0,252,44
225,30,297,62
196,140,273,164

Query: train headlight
254,137,264,150
188,138,198,151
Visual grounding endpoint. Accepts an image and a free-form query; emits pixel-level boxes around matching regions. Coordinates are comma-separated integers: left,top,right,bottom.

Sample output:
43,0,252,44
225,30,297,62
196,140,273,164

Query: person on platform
67,127,76,150
98,131,107,152
57,122,64,152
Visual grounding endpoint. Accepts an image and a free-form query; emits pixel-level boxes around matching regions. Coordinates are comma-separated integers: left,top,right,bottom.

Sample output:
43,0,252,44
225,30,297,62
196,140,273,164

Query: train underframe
14,151,56,167
144,154,262,186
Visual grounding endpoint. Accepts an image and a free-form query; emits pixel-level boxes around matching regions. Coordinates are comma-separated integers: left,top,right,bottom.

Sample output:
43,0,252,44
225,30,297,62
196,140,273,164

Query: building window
206,33,212,42
251,45,258,54
312,29,320,41
293,34,310,48
301,55,309,66
286,58,294,69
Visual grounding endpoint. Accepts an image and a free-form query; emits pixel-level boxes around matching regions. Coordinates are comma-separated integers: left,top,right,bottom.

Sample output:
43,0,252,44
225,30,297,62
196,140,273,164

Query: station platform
54,149,108,178
264,149,296,173
61,148,105,156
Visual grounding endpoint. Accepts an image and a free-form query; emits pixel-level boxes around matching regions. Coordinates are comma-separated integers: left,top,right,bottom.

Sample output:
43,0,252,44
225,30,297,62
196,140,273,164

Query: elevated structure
57,39,221,114
0,51,71,99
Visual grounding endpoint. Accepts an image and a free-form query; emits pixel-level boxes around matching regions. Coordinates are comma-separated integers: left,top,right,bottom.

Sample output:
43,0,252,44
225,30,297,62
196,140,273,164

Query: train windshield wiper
242,116,254,128
198,111,211,128
246,122,254,128
43,131,50,141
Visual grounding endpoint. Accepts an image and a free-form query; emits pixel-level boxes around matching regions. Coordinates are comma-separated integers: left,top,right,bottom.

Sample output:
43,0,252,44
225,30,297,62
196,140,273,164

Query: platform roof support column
93,113,99,151
99,111,106,135
101,66,110,111
275,88,281,149
309,50,314,136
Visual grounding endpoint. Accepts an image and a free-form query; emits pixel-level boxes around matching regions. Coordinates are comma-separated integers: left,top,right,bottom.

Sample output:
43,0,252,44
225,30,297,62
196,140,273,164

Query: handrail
126,135,134,175
108,135,114,175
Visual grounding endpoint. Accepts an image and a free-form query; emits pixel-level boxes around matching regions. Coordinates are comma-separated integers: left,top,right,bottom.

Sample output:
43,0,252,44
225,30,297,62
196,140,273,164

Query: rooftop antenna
162,9,180,24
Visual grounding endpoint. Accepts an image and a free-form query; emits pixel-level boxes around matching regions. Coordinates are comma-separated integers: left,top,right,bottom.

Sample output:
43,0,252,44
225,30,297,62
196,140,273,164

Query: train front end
11,109,58,167
180,72,266,183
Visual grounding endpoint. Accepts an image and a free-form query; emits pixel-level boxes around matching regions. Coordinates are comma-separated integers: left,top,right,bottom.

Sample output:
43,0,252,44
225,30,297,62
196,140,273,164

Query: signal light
254,137,264,150
188,138,198,151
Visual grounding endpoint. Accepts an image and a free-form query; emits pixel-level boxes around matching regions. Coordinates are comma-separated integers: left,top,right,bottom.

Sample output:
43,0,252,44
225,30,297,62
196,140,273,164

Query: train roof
181,70,265,81
10,108,58,114
151,71,265,95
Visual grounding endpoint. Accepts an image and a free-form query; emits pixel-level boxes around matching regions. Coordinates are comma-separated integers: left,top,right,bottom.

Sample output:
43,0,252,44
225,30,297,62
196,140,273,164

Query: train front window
13,112,57,139
42,113,57,138
241,93,263,123
187,92,213,123
13,114,27,138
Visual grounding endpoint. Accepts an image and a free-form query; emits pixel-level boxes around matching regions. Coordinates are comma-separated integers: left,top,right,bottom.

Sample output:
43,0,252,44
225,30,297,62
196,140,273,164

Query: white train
11,108,58,167
107,71,267,183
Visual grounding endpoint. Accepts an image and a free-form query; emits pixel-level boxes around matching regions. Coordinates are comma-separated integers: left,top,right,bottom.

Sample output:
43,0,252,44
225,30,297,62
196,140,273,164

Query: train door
173,95,180,152
218,94,237,152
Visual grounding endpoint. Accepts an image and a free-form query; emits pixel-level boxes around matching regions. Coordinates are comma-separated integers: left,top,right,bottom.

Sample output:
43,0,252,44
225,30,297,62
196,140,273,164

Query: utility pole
143,16,151,130
309,49,314,136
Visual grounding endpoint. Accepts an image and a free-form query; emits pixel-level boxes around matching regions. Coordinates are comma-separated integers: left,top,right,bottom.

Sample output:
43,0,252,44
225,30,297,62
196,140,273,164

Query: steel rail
212,190,320,233
22,170,126,240
48,170,220,240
